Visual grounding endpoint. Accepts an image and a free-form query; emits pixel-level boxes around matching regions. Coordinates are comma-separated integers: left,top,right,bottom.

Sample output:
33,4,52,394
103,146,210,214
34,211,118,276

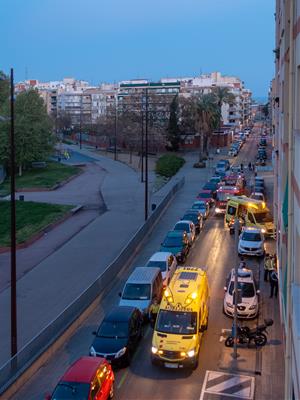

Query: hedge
155,154,185,178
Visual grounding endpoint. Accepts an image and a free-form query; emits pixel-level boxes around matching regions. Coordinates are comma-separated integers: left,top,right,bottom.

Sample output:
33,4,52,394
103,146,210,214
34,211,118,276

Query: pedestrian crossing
200,370,255,400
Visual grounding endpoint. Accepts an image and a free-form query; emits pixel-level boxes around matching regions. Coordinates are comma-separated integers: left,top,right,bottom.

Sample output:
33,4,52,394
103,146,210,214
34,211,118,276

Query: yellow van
151,266,209,369
225,196,275,238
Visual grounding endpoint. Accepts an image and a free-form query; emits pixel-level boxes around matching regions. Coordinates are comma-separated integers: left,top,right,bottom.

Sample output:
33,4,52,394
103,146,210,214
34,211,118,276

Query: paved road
10,130,284,400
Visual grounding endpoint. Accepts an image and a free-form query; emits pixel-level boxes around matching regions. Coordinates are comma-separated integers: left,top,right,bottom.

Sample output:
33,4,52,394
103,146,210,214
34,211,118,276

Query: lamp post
232,217,240,359
114,95,118,161
79,94,83,149
144,88,149,221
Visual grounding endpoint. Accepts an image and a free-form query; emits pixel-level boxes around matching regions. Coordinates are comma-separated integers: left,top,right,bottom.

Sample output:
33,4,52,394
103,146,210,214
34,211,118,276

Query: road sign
200,370,255,400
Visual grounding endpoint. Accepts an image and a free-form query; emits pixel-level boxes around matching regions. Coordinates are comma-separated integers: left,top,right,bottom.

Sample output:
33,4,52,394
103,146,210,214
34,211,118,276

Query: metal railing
0,176,185,394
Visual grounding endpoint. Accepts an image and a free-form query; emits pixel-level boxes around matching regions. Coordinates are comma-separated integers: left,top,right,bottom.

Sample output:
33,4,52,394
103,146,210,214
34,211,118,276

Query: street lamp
0,70,17,357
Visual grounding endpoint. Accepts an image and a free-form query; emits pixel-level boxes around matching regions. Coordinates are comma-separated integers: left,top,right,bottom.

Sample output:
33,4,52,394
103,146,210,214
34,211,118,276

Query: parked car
191,200,210,219
210,176,222,185
119,267,163,317
223,268,260,319
182,210,203,234
238,227,265,257
90,306,143,367
196,190,215,206
228,147,238,157
46,356,114,400
215,160,230,175
202,181,218,198
250,192,265,202
160,230,189,262
145,252,177,287
173,220,196,245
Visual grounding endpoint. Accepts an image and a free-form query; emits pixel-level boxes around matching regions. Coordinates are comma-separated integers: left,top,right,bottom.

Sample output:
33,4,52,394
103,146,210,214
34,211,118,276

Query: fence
0,176,185,395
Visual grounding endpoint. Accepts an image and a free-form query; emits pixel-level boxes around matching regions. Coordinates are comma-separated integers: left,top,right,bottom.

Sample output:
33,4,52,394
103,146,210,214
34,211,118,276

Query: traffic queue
46,128,275,399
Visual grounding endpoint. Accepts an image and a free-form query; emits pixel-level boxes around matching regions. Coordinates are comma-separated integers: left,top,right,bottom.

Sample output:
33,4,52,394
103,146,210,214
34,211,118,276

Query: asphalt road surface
11,130,274,400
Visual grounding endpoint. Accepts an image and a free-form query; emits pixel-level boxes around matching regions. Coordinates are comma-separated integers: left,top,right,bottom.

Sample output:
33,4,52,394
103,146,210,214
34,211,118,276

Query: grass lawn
0,162,80,196
0,201,73,246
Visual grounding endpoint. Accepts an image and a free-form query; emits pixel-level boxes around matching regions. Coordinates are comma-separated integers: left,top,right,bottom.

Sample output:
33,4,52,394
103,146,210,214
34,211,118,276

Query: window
228,206,236,216
248,213,255,224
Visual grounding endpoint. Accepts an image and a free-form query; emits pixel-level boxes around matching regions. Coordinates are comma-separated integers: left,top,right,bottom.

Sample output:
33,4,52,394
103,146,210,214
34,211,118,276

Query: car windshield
175,223,190,232
198,192,211,198
242,232,262,242
146,260,166,272
192,203,205,209
163,236,183,247
217,162,226,167
122,283,151,300
203,183,216,190
217,192,230,201
156,310,197,334
97,321,128,338
229,282,255,298
254,212,273,223
51,381,90,399
183,214,197,223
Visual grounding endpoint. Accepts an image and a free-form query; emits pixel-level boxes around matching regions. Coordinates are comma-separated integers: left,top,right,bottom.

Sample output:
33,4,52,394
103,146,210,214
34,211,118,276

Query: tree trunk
199,131,204,162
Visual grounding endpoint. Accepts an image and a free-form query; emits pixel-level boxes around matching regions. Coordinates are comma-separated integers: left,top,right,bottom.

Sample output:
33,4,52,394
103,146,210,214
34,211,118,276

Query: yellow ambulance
225,196,275,238
151,266,209,369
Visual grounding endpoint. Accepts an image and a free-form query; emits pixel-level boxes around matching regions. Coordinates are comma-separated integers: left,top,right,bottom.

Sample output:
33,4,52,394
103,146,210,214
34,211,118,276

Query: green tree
0,71,9,112
0,89,54,175
166,95,180,151
212,86,236,128
194,94,220,161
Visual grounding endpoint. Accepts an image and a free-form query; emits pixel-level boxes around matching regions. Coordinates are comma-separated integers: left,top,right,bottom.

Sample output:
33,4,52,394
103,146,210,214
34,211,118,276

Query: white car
145,252,177,287
250,192,265,203
238,227,265,257
223,268,260,319
191,200,210,219
173,220,196,246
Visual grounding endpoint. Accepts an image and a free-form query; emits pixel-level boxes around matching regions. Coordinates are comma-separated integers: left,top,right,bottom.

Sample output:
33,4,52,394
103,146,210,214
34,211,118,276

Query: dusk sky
1,0,275,97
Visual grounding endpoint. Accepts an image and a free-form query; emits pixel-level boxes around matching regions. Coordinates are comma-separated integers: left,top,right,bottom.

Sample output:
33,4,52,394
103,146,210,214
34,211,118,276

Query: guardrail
0,176,185,395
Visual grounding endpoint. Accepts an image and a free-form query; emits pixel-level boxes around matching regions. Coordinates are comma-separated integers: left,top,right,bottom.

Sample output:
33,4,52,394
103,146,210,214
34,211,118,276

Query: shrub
155,154,185,178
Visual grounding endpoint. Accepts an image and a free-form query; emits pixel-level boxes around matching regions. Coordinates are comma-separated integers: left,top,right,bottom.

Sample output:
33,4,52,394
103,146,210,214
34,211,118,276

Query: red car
196,189,214,206
46,357,114,400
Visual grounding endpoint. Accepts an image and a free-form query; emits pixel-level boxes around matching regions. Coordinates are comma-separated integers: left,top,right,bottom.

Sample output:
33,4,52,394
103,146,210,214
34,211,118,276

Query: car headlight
187,349,195,358
151,346,158,354
115,347,127,358
90,346,96,357
249,305,257,310
226,302,234,308
261,228,266,233
215,208,221,213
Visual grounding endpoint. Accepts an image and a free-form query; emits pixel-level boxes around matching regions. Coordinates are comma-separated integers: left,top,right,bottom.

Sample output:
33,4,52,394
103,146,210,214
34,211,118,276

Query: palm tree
212,86,236,128
193,94,220,161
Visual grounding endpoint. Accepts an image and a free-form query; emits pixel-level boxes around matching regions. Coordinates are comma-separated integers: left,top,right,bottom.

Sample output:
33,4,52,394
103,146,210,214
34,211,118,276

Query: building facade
273,0,300,398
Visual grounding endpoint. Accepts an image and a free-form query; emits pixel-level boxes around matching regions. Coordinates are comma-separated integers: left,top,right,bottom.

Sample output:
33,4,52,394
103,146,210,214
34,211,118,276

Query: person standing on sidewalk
270,267,279,298
264,254,274,282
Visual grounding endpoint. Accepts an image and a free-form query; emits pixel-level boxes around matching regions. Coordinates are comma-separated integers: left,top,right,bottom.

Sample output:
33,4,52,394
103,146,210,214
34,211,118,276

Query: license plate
165,362,178,368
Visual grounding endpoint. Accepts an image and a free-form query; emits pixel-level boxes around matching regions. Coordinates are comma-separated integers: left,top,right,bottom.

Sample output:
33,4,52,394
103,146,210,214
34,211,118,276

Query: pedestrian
149,296,160,327
240,163,244,172
264,253,274,282
248,161,252,171
270,268,279,298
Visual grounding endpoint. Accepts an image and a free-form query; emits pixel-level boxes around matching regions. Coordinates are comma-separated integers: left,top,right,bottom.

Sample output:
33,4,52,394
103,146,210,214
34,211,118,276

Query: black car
202,182,218,198
89,306,143,367
181,211,203,234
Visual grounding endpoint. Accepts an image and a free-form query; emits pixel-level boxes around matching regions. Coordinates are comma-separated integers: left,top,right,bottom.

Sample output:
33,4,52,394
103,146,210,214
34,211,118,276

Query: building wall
274,0,300,398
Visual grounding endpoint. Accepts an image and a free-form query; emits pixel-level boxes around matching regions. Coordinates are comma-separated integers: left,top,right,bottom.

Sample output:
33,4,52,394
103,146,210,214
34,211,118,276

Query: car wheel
192,355,199,370
109,383,114,399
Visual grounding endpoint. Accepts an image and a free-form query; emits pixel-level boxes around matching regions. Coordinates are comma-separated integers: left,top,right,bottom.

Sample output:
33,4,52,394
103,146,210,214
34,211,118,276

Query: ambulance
151,266,209,369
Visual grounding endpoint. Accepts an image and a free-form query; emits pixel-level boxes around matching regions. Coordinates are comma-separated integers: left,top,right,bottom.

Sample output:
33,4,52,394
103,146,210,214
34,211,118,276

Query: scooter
225,318,273,347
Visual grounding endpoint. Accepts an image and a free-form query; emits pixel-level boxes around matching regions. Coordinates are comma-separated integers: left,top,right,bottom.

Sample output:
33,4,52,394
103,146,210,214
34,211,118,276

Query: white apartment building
273,0,300,398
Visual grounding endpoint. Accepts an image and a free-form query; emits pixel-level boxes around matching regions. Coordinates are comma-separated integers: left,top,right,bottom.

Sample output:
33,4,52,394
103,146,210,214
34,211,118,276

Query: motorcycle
228,217,244,235
225,318,273,347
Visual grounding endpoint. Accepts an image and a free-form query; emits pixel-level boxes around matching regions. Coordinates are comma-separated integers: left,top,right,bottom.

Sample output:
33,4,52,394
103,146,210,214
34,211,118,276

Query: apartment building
273,0,300,398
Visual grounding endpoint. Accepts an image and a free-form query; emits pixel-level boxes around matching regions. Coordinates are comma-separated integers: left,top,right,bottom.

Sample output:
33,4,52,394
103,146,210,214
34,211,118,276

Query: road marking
117,324,152,390
220,328,231,342
200,370,255,400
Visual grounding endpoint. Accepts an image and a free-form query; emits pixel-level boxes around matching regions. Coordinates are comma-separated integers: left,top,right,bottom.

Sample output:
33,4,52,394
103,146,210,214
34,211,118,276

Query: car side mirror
118,292,122,297
92,331,97,335
256,290,260,295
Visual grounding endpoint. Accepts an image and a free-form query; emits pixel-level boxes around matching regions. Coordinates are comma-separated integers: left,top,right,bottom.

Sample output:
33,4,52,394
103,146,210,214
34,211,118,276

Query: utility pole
141,105,144,182
79,94,83,149
144,88,149,221
10,67,17,357
232,217,240,359
114,95,118,161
